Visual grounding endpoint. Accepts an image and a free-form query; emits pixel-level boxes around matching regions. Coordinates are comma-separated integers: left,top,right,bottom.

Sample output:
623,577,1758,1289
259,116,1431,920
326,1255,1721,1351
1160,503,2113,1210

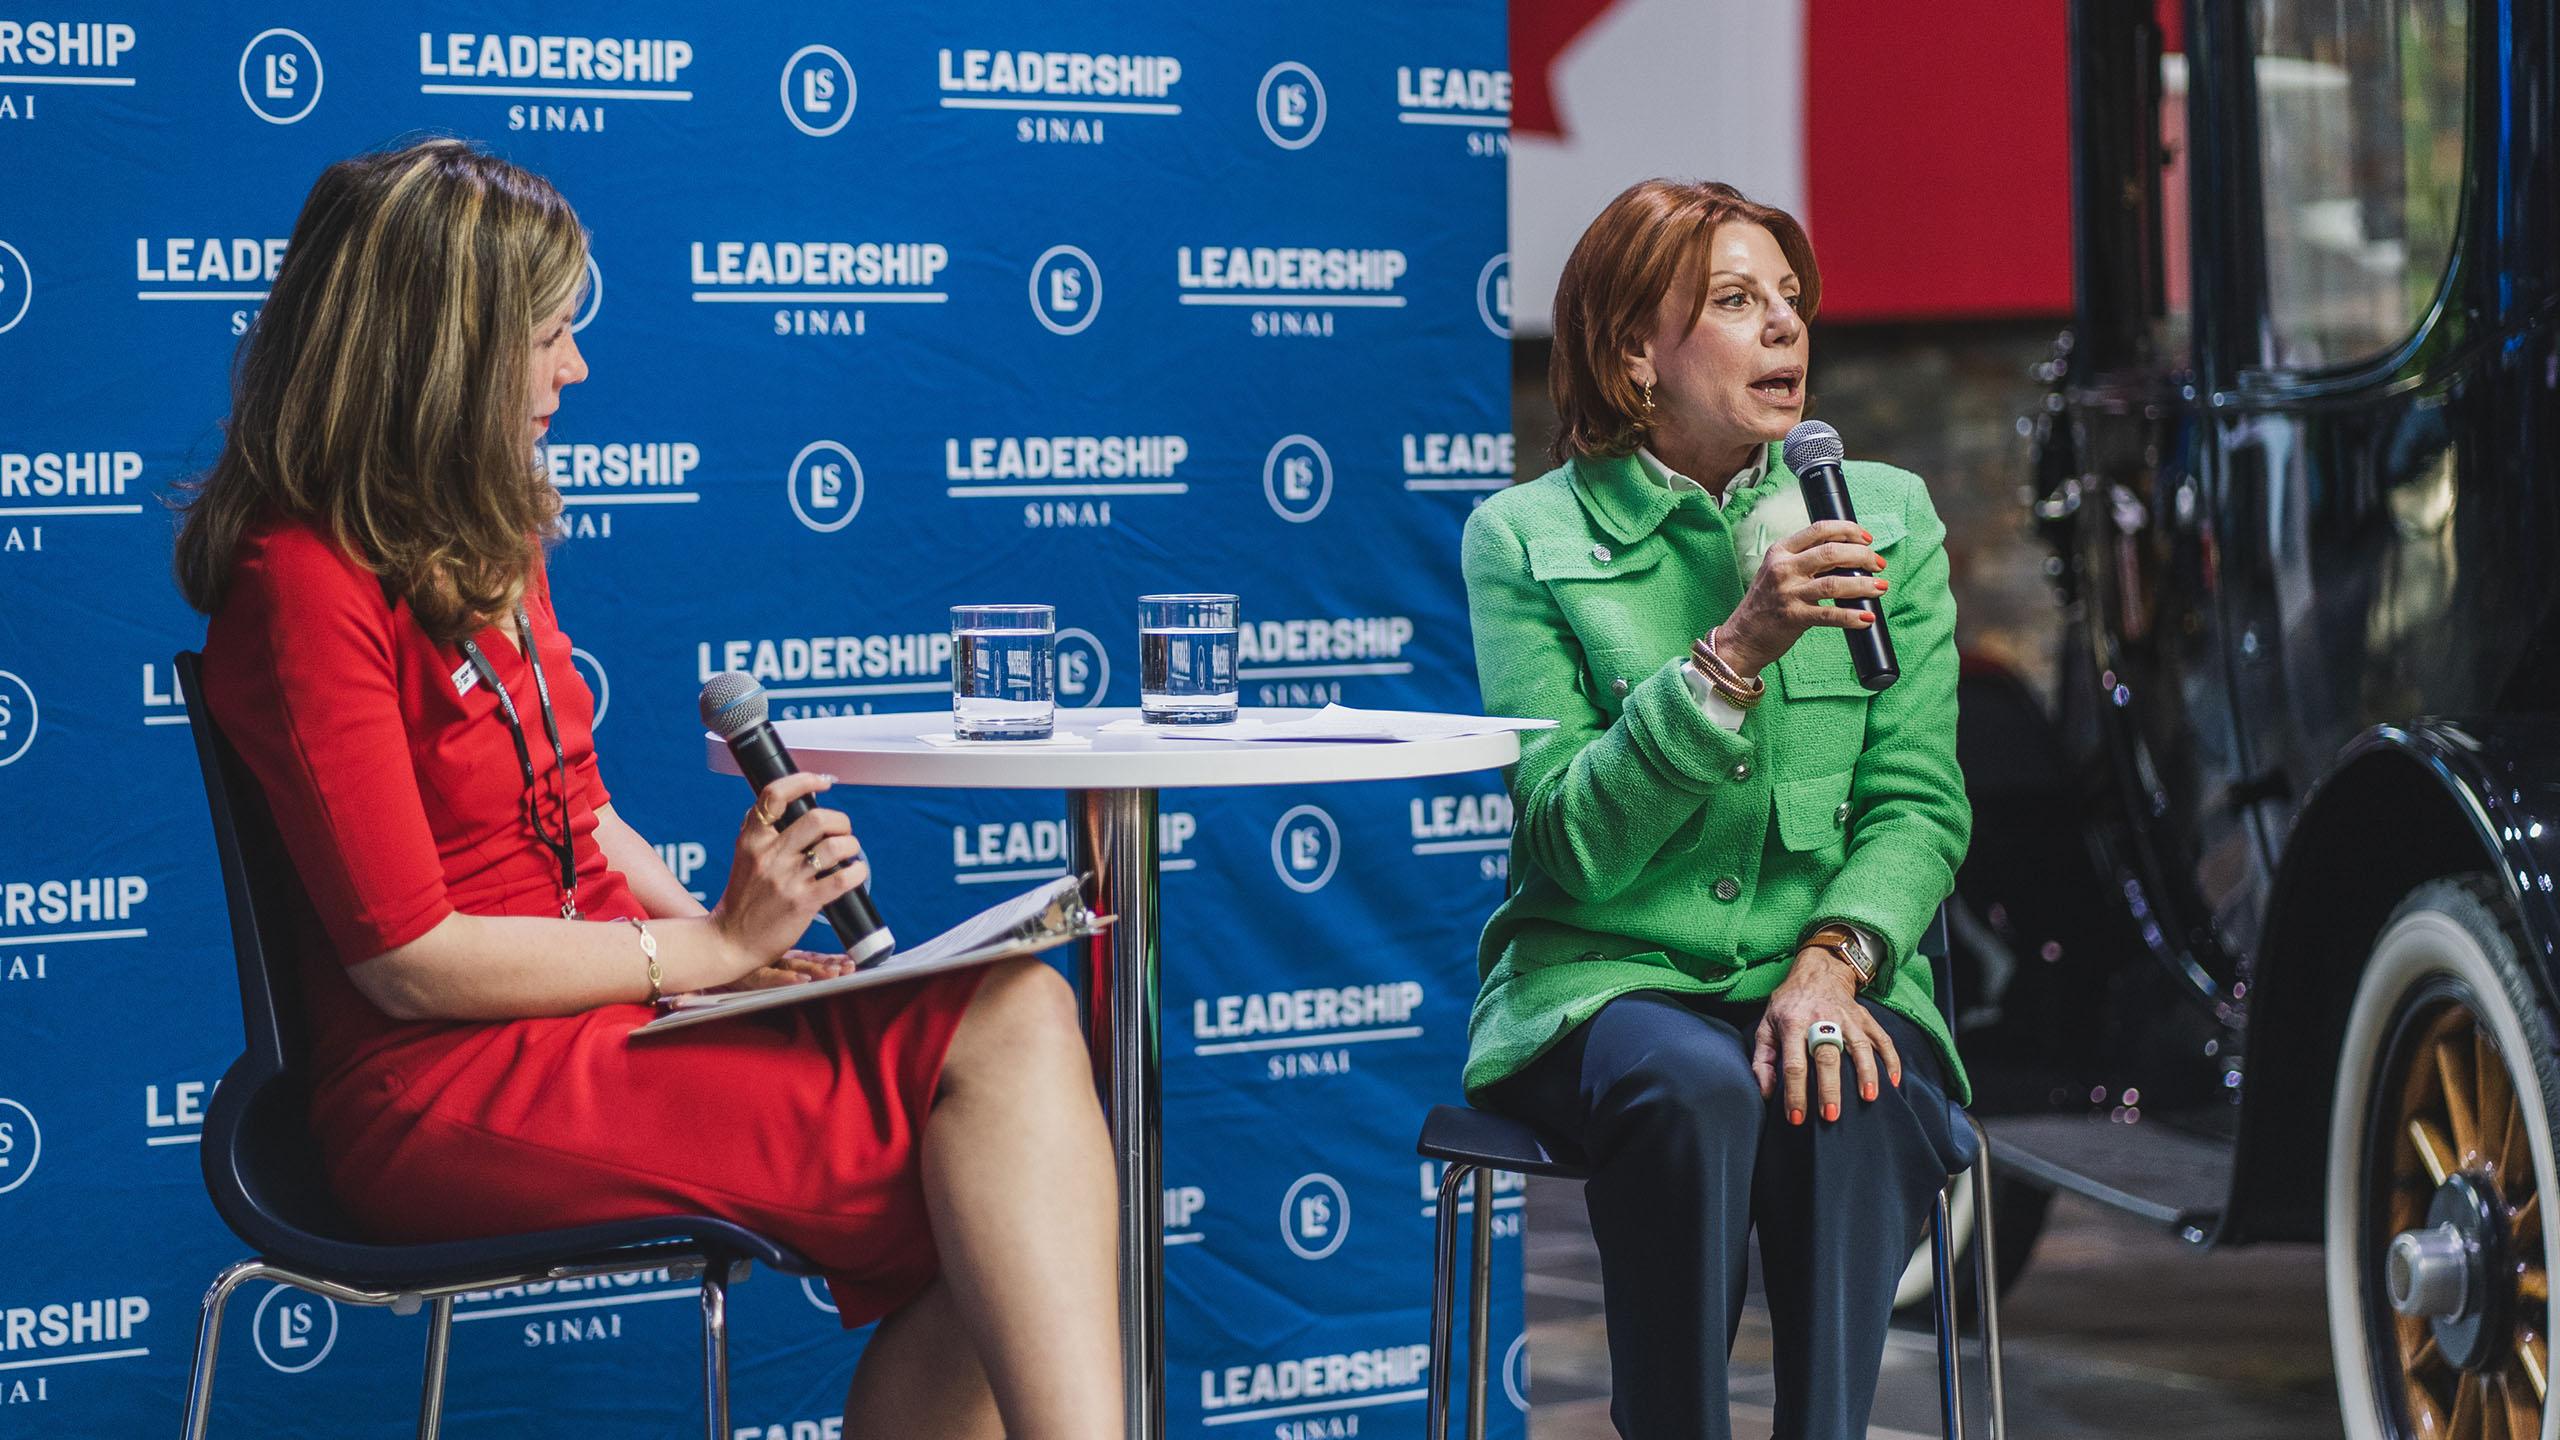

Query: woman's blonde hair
1547,178,1822,464
174,138,589,642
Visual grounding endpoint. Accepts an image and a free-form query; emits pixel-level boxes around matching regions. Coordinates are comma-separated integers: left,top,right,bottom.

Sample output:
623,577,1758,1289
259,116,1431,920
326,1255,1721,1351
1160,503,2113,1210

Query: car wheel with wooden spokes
2330,877,2558,1440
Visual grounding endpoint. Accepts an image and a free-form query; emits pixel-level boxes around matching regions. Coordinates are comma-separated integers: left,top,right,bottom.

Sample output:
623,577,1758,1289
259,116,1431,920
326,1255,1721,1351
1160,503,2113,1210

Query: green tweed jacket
1459,444,1972,1102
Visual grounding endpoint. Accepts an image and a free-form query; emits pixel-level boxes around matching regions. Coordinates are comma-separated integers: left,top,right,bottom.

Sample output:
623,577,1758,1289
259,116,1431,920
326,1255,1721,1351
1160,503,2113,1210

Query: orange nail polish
1789,1108,1804,1126
1876,580,1889,591
1823,1102,1839,1123
1862,1081,1878,1103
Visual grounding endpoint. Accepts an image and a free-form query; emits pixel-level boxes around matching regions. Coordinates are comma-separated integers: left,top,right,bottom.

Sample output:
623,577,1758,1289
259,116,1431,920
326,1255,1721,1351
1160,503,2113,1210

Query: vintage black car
1951,0,2560,1434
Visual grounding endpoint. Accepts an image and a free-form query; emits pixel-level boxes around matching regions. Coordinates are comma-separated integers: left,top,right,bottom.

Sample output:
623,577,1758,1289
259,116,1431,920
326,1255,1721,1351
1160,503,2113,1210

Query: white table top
706,707,1522,790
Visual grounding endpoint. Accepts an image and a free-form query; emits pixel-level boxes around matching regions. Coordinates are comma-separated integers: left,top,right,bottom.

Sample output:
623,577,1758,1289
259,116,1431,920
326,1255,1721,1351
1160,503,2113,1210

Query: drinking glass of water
1139,593,1240,724
950,604,1056,740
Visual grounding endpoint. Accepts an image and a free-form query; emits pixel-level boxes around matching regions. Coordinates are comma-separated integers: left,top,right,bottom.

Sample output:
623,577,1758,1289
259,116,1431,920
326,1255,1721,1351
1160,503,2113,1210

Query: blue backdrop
0,5,1525,1436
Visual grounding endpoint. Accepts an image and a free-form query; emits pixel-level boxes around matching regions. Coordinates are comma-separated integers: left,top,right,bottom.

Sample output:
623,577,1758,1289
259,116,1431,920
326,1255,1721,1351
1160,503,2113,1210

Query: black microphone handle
725,722,894,962
1795,461,1900,692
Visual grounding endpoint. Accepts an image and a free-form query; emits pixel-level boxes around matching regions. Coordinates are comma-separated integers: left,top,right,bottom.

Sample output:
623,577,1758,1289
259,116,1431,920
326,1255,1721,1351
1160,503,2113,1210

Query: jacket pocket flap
1526,533,1667,582
1773,767,1856,851
1859,505,1907,550
1774,633,1872,699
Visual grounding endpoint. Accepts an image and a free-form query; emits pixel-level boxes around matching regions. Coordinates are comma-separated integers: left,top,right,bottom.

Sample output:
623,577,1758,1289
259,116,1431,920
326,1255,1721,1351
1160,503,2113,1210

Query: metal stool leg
700,1268,731,1440
179,1259,269,1440
417,1295,454,1440
1966,1116,2007,1440
1426,1163,1471,1440
1465,1167,1495,1440
1931,1188,1966,1440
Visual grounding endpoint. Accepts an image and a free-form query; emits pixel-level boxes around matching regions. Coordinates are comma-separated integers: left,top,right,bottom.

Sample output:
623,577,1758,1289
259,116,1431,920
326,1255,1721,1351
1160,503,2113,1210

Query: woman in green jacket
1462,179,1973,1439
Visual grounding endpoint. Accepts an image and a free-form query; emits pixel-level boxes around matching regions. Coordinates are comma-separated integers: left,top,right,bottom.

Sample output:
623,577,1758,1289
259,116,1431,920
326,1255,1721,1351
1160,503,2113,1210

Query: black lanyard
459,606,579,920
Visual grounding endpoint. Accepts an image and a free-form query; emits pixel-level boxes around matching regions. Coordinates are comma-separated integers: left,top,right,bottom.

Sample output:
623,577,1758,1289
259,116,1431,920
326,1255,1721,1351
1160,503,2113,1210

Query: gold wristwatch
1804,922,1878,990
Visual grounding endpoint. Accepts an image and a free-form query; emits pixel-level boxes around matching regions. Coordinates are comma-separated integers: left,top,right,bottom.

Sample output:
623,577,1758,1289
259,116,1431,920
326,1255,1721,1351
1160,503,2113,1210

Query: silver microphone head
1782,420,1845,473
698,671,768,739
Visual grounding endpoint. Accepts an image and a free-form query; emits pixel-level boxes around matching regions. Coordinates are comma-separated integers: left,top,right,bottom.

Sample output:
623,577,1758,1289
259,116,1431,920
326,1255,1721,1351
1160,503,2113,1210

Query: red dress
201,516,983,1325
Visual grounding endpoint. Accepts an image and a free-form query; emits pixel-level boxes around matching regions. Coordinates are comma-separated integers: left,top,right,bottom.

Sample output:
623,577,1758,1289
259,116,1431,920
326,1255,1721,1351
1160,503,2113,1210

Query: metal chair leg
700,1267,731,1440
179,1259,269,1440
416,1295,454,1440
1966,1115,2007,1440
1425,1163,1470,1440
1466,1166,1494,1440
1931,1188,1966,1440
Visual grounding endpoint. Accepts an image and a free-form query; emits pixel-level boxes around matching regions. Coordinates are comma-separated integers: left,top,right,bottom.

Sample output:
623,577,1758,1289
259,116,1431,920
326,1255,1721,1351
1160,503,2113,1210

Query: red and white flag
1510,0,2075,333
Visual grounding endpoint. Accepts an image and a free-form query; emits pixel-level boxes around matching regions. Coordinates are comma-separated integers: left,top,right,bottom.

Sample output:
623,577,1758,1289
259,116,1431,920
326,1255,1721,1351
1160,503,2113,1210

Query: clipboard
632,874,1112,1037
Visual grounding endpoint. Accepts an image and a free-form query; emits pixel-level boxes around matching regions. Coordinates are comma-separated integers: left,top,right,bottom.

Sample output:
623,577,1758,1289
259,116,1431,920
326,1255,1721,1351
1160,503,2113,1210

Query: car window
2250,0,2467,368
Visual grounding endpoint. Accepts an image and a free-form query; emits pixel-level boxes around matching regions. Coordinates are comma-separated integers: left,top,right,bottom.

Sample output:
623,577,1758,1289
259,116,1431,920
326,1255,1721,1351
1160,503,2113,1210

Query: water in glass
952,606,1055,740
1139,594,1239,724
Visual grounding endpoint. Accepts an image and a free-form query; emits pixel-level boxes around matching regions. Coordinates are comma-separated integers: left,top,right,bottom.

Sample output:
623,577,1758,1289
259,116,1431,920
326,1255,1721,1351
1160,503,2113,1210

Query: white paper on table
1140,704,1559,743
916,731,1094,748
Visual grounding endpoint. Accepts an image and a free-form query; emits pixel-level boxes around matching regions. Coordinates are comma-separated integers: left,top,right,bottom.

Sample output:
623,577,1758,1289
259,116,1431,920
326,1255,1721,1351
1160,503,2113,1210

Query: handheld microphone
698,672,895,965
1782,420,1899,692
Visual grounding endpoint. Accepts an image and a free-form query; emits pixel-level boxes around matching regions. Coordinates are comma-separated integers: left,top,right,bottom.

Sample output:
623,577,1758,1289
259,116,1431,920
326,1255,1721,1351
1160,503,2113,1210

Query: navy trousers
1484,990,1965,1440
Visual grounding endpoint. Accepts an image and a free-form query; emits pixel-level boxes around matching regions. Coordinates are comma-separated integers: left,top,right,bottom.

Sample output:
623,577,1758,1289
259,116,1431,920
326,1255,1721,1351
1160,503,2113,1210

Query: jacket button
1712,877,1740,902
1611,678,1629,698
1591,543,1612,563
1834,801,1852,826
1730,762,1751,781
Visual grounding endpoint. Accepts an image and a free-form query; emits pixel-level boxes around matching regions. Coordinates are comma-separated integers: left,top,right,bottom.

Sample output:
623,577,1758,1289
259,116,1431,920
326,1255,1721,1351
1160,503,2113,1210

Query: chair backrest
177,650,348,1248
1921,903,1956,1028
177,651,311,1074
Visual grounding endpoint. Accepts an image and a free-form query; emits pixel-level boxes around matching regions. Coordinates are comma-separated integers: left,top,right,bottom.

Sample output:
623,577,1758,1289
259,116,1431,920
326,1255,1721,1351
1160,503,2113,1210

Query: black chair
1418,906,2007,1440
175,651,822,1440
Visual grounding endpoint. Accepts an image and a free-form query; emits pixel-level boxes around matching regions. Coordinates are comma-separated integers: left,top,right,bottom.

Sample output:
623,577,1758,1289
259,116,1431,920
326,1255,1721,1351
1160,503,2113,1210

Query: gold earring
1639,381,1657,422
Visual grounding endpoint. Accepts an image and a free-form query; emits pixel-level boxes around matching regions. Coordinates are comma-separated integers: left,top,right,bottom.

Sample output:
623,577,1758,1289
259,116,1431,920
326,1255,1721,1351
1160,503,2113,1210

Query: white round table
709,707,1521,1440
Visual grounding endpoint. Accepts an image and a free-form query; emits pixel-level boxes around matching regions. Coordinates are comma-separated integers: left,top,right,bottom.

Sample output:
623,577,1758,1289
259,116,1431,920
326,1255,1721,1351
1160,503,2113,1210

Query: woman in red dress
174,139,1120,1439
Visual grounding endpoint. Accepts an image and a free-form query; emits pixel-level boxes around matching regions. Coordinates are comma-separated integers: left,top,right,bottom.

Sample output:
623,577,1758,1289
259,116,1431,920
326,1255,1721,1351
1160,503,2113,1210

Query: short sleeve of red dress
201,523,456,963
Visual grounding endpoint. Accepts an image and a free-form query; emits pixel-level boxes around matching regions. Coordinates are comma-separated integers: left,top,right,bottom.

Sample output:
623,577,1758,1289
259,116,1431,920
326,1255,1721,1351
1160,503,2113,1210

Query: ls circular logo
782,44,857,137
1280,1173,1350,1260
0,1098,41,1195
570,647,609,730
252,1286,338,1373
1054,627,1111,708
572,255,603,334
1029,245,1102,336
801,1277,839,1314
788,440,865,533
1271,804,1340,894
1263,434,1333,523
1257,61,1326,149
239,28,323,125
1504,1333,1530,1412
0,240,30,335
0,670,37,767
1477,253,1511,339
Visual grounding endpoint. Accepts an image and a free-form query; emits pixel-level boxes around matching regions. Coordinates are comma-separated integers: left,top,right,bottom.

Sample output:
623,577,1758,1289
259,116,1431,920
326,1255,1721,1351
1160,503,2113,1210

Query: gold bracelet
619,916,662,1004
1697,626,1767,696
1690,629,1766,709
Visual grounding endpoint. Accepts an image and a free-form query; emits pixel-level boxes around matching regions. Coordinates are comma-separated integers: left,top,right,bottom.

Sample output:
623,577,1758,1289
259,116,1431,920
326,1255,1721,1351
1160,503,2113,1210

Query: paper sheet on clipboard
632,875,1111,1037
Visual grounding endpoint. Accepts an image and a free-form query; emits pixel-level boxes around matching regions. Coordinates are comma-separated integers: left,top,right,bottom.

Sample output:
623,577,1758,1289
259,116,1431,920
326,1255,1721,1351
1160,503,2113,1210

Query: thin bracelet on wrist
619,916,662,1004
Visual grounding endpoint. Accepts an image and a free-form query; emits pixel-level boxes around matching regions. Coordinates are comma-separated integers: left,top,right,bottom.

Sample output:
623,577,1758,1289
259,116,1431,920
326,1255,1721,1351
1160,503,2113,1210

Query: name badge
451,658,482,697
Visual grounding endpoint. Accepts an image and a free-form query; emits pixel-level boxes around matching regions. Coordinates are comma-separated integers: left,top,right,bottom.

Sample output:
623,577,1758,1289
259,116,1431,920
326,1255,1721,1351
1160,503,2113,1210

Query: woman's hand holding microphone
705,772,872,988
1713,519,1888,680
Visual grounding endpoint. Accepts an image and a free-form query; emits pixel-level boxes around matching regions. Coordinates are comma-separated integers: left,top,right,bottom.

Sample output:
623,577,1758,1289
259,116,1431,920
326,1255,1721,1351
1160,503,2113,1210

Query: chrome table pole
1069,787,1162,1440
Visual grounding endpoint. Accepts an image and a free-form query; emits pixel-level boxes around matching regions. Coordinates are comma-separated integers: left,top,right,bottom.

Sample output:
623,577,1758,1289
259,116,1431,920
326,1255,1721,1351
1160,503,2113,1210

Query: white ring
1805,1019,1848,1056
